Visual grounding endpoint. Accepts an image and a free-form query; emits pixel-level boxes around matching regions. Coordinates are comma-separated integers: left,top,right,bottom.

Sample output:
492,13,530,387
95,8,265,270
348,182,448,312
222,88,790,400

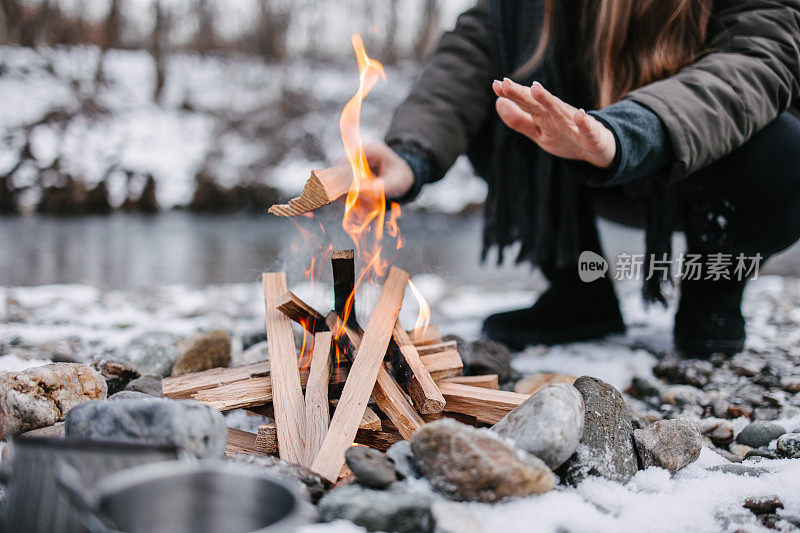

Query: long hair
515,0,712,107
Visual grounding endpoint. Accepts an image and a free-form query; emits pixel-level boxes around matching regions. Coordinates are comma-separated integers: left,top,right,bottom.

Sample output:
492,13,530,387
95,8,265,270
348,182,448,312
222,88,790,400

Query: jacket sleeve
385,0,493,180
625,0,800,184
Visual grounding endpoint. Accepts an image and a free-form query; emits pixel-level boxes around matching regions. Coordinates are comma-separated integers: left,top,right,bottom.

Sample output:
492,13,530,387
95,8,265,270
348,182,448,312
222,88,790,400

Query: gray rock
492,383,584,469
228,453,329,503
345,445,396,489
562,376,638,484
696,418,734,446
171,330,231,377
0,363,107,439
318,483,432,533
431,502,482,533
108,390,152,401
735,422,786,448
660,385,709,407
65,398,225,458
744,448,779,460
776,433,800,458
452,337,519,384
385,440,419,480
124,375,163,397
127,332,182,377
19,421,65,439
410,419,555,502
707,464,769,477
92,356,141,395
729,353,766,377
633,417,703,472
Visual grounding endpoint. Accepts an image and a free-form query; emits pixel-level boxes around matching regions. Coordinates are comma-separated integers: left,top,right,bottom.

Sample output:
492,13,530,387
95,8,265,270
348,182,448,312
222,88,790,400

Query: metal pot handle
54,460,118,533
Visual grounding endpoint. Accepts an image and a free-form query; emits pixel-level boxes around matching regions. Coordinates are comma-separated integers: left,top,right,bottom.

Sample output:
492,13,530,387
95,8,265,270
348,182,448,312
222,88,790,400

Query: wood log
268,166,352,217
331,249,356,324
311,266,409,482
277,291,327,333
255,423,278,455
354,425,404,451
303,331,333,467
330,400,382,432
163,361,269,399
416,340,458,356
442,374,499,389
226,428,272,457
262,272,306,464
391,322,445,414
437,382,529,425
420,350,464,380
327,312,424,441
194,376,274,411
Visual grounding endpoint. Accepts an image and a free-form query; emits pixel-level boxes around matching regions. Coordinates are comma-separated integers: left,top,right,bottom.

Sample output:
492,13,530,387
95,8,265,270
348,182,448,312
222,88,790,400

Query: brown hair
516,0,712,108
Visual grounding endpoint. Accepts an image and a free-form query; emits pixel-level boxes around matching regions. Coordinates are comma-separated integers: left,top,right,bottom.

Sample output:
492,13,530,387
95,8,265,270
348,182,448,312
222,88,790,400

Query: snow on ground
2,276,800,532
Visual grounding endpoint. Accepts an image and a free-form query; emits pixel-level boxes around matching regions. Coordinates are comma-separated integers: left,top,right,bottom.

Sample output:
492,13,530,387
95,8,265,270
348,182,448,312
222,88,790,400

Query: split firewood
420,350,464,380
277,291,328,333
331,249,356,324
437,382,529,424
226,428,272,457
163,361,270,399
311,266,409,482
442,374,499,389
260,402,386,456
391,322,445,414
416,340,458,356
327,312,424,440
268,166,352,217
255,423,278,455
303,331,333,467
262,272,307,464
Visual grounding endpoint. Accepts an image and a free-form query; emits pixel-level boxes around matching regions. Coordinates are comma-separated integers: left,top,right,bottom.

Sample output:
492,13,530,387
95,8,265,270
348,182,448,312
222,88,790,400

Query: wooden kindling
311,266,410,482
437,382,529,424
262,272,306,465
391,322,445,414
303,331,333,467
276,291,327,333
326,312,424,441
268,166,352,217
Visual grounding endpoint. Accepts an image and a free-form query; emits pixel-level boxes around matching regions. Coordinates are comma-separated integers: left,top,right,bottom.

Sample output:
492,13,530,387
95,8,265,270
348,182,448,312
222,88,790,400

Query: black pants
590,111,800,270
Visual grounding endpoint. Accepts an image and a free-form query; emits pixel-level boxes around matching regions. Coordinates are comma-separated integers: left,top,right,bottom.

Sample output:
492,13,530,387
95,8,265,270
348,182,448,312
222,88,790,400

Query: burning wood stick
268,166,352,217
437,382,529,424
331,249,356,324
277,291,327,333
442,374,499,389
303,331,333,467
262,272,307,465
326,312,424,440
311,266,409,482
391,322,445,414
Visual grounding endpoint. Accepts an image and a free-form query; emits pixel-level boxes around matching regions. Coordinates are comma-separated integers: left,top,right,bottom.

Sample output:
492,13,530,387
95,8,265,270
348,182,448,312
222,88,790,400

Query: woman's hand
345,142,415,199
492,78,616,169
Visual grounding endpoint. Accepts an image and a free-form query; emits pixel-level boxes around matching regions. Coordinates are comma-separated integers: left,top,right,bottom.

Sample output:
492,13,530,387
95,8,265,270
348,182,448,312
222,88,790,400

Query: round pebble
776,433,800,458
345,445,397,489
735,422,786,448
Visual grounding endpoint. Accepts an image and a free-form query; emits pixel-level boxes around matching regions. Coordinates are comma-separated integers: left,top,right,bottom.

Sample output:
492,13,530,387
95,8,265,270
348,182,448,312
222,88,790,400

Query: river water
2,212,798,289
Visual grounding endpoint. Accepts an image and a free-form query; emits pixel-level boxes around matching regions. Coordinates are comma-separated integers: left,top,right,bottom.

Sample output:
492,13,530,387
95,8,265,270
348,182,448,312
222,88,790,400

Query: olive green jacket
386,0,800,184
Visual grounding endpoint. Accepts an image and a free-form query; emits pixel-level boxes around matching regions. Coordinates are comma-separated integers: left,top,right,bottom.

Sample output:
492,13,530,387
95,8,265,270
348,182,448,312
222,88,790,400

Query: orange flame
336,34,401,334
408,280,431,340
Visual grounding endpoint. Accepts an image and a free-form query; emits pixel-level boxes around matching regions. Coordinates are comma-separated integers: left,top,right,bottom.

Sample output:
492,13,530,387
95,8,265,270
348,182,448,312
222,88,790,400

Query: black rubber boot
482,273,625,350
674,277,746,357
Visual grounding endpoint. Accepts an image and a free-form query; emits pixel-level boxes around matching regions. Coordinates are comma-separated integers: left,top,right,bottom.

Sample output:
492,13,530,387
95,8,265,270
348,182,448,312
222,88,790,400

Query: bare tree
94,0,121,87
193,0,216,54
254,0,289,62
151,0,167,101
415,0,439,62
382,0,400,64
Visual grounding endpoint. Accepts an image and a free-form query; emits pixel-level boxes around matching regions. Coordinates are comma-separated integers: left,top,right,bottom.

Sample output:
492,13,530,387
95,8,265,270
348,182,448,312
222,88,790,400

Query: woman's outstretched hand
493,78,616,169
339,142,415,199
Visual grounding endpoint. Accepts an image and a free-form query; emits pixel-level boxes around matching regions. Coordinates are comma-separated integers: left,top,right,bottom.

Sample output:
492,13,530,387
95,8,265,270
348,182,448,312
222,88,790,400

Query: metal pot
57,460,313,533
2,436,179,533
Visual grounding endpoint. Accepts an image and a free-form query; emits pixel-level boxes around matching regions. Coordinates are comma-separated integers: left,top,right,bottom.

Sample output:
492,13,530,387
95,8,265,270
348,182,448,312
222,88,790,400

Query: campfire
162,34,529,483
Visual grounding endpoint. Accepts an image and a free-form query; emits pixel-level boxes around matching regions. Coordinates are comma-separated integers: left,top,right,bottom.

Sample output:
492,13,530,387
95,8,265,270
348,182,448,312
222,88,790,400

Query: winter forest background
0,0,479,216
